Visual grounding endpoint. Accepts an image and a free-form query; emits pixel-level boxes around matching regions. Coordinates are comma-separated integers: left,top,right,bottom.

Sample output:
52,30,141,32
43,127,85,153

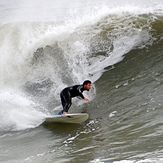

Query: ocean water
0,0,163,162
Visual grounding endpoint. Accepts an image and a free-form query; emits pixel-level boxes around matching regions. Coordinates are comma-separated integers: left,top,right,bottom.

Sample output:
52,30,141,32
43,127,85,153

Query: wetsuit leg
59,89,72,114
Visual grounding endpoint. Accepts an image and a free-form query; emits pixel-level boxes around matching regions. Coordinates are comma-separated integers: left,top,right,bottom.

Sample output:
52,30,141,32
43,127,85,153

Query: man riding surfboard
58,80,92,114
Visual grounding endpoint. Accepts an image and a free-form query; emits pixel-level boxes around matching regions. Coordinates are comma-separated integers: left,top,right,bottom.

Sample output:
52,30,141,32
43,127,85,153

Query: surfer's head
83,80,92,91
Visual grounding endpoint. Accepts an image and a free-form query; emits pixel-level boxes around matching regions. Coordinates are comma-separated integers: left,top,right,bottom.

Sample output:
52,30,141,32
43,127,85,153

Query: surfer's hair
83,80,91,85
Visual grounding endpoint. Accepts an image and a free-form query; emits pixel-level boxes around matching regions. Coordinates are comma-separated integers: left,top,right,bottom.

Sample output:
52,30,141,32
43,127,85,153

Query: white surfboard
44,113,89,124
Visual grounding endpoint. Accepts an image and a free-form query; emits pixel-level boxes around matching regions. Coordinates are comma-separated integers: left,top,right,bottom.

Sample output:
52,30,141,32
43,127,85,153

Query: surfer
58,80,92,114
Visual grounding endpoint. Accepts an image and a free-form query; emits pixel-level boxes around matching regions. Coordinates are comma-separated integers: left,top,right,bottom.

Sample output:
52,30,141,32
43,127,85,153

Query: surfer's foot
58,111,68,115
58,111,63,115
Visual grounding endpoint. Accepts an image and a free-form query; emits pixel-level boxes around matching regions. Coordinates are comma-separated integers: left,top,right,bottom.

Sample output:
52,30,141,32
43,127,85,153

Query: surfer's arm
77,91,89,101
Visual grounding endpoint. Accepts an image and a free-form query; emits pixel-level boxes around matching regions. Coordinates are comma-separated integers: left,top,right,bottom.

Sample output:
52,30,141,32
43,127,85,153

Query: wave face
0,0,163,162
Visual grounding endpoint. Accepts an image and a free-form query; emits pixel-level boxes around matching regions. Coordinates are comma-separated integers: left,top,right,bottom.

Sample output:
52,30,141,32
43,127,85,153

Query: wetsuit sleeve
76,85,85,99
78,93,85,99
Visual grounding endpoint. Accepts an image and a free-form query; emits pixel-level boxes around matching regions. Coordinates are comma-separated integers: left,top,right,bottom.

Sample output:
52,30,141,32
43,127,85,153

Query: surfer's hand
84,98,89,102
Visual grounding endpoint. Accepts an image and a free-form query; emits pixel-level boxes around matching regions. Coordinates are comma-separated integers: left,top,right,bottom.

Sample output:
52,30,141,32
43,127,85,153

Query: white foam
90,158,163,163
0,0,163,23
0,89,46,131
109,111,117,118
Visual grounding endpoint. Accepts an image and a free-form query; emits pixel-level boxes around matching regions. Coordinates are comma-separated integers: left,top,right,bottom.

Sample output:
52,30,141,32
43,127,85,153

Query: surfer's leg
59,90,72,114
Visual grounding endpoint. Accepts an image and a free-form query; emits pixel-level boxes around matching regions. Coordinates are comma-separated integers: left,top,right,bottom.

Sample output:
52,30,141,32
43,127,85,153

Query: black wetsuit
59,85,85,114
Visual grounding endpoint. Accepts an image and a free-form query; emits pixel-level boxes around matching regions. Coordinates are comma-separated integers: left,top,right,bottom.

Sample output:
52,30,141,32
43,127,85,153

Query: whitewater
0,0,163,162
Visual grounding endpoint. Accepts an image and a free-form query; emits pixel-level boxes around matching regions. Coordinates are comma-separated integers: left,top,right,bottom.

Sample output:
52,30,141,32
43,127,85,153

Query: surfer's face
84,83,91,91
